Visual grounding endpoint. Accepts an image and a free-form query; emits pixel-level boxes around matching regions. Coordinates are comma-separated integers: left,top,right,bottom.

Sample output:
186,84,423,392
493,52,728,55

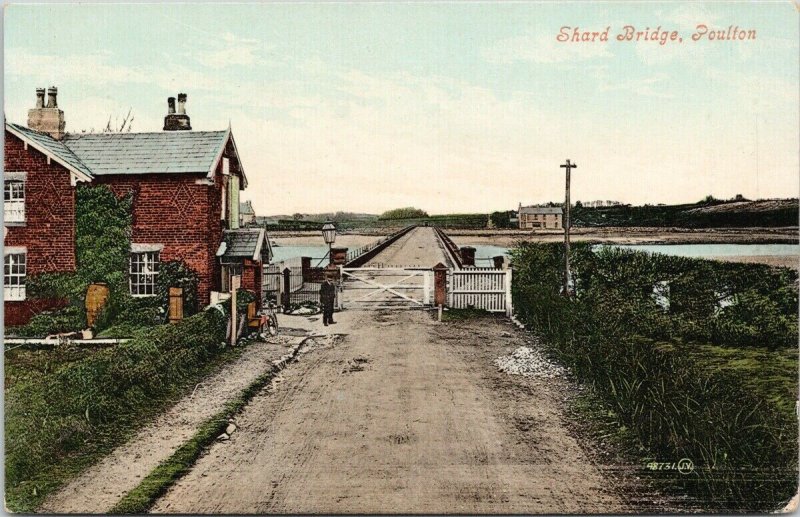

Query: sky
4,2,799,216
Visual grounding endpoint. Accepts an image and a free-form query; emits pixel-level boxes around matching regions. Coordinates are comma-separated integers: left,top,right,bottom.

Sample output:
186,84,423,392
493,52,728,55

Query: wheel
266,314,279,336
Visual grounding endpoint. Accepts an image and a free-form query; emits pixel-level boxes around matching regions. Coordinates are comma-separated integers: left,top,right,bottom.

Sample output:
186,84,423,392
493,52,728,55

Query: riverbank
268,227,798,247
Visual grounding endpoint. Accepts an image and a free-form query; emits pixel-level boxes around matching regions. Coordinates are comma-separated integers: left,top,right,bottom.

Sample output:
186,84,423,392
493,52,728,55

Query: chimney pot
177,93,187,115
46,86,58,108
29,86,65,139
163,92,191,131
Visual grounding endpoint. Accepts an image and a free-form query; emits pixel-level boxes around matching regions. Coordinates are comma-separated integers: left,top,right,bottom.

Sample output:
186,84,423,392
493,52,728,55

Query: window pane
129,251,160,295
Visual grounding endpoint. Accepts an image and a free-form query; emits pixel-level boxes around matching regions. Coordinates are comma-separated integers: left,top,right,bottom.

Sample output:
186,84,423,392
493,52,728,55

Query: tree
490,211,513,228
103,108,134,133
379,207,429,220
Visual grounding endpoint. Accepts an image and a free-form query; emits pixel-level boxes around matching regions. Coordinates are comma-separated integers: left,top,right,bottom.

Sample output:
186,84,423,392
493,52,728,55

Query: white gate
339,267,433,310
449,268,512,315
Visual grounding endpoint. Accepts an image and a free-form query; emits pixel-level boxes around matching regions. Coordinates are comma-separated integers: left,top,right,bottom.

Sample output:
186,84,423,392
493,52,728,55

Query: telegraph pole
560,159,577,297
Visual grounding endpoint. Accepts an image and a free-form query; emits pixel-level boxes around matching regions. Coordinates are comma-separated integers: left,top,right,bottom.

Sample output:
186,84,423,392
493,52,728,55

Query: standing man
320,274,336,326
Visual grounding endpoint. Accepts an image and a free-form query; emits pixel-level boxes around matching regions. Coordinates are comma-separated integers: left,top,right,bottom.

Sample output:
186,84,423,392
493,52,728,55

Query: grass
3,311,243,512
440,307,496,321
511,242,799,511
686,344,798,417
109,338,306,514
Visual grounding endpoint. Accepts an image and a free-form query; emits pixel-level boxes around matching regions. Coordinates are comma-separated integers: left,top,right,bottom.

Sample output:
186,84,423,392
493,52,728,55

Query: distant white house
518,204,563,230
239,200,256,226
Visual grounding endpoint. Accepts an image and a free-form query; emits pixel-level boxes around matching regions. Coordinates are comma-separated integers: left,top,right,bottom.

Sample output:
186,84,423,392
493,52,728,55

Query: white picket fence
449,268,512,315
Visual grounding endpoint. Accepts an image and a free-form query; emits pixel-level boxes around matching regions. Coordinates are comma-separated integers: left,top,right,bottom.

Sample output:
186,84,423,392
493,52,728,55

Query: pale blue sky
4,2,799,215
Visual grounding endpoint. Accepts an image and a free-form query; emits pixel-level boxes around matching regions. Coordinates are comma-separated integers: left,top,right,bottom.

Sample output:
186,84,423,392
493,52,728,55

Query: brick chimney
27,86,65,140
163,93,191,131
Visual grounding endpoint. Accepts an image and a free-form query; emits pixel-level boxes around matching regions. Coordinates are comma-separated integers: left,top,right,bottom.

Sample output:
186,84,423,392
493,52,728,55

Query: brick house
4,87,270,325
518,204,563,230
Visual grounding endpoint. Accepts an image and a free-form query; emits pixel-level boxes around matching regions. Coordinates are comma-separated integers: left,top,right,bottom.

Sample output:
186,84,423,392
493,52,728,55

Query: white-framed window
129,250,160,296
4,179,25,223
4,250,27,301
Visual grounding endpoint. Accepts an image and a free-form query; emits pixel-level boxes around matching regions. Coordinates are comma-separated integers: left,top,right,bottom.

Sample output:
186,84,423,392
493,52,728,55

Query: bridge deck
362,227,452,268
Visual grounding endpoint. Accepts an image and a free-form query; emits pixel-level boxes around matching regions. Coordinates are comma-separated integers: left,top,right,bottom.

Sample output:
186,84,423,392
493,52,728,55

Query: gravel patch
495,346,567,379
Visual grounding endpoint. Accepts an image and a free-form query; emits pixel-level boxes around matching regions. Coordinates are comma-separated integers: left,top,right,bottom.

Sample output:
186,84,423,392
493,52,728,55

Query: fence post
301,256,312,282
282,267,291,312
493,255,505,269
505,268,513,317
230,275,240,347
432,262,448,307
460,246,476,267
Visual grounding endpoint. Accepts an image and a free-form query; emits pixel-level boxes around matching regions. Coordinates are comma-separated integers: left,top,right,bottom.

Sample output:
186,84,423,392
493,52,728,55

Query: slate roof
6,123,94,179
240,200,255,215
519,205,563,215
218,229,271,262
61,130,228,176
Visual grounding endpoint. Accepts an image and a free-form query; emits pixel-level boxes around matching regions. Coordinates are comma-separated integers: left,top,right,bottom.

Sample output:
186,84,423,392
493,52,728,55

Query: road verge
110,336,311,514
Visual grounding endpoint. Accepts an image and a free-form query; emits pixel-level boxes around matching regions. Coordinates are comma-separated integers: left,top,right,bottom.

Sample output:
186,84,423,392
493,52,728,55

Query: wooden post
282,267,291,312
432,262,448,307
85,283,109,328
492,255,505,269
230,275,240,347
168,287,184,324
560,159,577,297
459,246,476,267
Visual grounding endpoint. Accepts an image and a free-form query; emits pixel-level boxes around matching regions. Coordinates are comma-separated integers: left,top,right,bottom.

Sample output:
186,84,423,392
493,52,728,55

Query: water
467,243,800,264
270,243,800,265
611,243,800,258
271,246,328,264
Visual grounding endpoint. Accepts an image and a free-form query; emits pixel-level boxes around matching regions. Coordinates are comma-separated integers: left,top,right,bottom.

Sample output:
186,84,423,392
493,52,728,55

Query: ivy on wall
18,185,200,335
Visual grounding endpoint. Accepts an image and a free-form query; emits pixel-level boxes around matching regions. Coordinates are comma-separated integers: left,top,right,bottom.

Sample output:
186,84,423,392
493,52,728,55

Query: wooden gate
339,267,433,310
449,268,512,315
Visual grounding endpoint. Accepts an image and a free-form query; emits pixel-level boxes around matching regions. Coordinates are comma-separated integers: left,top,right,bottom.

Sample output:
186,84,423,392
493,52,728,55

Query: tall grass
4,308,228,511
511,242,798,511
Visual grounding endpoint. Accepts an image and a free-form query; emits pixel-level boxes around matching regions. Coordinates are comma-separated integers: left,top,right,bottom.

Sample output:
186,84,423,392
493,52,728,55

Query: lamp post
322,220,337,265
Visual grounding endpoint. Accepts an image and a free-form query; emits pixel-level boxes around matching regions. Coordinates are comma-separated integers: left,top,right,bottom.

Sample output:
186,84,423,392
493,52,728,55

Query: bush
7,305,87,337
4,308,228,509
379,207,429,220
511,242,798,511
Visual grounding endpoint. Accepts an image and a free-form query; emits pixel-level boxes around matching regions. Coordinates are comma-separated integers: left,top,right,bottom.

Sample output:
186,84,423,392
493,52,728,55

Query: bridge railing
344,225,418,267
432,226,463,269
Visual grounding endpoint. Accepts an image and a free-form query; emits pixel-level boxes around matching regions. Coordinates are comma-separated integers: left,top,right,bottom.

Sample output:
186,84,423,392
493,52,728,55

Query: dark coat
320,281,336,306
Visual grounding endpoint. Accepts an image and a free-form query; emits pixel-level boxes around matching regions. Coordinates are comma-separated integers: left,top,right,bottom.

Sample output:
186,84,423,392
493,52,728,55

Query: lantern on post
321,220,337,265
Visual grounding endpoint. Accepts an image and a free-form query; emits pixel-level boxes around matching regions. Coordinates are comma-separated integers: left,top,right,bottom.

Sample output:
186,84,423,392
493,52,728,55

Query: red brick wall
94,173,222,306
4,132,77,326
241,258,262,308
94,142,243,307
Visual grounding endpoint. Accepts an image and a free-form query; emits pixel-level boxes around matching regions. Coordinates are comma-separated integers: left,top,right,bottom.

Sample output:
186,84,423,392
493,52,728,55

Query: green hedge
4,308,228,511
511,242,798,511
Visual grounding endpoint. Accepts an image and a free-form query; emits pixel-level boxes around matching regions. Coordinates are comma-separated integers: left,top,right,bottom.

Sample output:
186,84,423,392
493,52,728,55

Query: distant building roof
519,205,563,215
62,130,229,176
217,228,272,262
240,200,255,215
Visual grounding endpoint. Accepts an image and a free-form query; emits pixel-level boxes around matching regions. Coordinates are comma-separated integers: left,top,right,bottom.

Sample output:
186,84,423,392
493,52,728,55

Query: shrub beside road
4,308,231,512
511,242,798,511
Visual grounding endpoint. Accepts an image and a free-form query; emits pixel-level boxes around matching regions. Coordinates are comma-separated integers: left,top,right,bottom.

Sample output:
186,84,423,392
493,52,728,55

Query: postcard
3,1,798,514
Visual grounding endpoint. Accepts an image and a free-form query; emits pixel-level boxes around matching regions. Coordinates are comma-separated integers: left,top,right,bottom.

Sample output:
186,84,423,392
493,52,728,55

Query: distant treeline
572,200,798,228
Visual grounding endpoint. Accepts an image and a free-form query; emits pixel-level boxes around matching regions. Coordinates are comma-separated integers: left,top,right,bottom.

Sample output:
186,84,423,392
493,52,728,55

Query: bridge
265,226,511,315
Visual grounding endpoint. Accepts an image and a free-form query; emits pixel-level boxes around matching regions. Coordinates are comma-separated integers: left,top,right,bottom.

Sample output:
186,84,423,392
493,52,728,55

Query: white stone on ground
494,346,567,379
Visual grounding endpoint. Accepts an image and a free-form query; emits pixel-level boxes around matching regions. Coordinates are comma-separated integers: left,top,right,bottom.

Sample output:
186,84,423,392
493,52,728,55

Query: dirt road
151,310,625,514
